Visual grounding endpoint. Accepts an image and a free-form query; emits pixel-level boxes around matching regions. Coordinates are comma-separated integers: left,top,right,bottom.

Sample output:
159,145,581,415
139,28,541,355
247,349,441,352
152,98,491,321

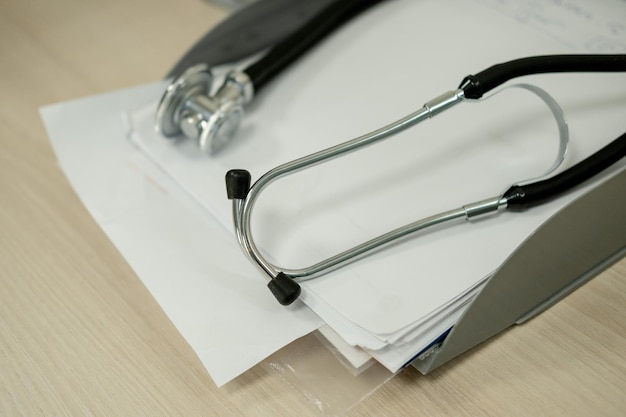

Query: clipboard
413,167,626,372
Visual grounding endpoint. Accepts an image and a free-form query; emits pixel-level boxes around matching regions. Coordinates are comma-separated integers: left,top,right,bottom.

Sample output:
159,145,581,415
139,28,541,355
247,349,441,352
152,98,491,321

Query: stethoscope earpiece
268,273,302,306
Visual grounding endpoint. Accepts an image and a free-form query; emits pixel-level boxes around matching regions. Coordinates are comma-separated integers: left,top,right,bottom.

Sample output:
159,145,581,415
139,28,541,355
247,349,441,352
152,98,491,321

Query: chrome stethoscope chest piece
155,64,253,154
156,64,213,138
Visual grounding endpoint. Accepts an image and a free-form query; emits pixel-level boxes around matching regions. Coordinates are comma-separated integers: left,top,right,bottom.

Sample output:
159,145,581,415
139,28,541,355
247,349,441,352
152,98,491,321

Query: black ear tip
225,169,251,199
267,273,301,305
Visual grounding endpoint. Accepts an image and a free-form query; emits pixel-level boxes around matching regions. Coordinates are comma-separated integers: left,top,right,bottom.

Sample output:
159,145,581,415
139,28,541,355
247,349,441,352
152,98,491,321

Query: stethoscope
155,0,626,305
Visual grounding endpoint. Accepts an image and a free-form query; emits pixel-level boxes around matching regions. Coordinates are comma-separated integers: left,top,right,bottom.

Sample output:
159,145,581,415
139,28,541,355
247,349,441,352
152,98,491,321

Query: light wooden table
1,0,625,415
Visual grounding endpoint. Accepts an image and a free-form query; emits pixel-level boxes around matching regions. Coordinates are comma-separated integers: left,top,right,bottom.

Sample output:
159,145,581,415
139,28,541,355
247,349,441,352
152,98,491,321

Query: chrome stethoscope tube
226,83,570,305
231,89,465,274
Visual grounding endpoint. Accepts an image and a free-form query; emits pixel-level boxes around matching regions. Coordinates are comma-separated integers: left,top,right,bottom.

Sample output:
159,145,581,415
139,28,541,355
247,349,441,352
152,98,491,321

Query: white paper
40,82,324,387
317,325,374,371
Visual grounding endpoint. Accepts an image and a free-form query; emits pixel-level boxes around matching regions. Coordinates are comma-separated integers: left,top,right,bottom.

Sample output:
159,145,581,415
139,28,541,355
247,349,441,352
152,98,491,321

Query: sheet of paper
40,82,324,387
475,0,626,53
129,0,626,372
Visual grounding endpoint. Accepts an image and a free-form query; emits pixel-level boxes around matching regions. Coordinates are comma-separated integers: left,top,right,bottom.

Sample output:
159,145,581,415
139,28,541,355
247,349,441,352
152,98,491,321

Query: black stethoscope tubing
459,54,626,208
244,0,386,93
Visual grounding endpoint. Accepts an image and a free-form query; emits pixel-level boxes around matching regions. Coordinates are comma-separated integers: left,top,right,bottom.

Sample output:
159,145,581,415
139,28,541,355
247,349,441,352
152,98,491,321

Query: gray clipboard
413,168,626,373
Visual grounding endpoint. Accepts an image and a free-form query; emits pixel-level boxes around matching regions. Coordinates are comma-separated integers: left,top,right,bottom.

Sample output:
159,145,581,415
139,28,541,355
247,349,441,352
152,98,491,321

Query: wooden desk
1,1,624,415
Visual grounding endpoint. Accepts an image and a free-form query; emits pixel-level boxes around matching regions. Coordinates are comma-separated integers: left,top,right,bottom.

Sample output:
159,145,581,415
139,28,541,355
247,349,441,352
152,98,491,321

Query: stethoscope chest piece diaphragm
156,64,213,138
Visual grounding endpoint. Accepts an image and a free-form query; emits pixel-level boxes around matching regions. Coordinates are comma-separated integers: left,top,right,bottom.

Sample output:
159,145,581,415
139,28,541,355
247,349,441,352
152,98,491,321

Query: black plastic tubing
461,55,626,99
504,131,626,210
245,0,386,93
459,54,626,209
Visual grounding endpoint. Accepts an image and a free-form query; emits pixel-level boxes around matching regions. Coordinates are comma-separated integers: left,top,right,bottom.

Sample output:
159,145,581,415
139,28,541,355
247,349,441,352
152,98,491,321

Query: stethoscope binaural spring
225,54,626,305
